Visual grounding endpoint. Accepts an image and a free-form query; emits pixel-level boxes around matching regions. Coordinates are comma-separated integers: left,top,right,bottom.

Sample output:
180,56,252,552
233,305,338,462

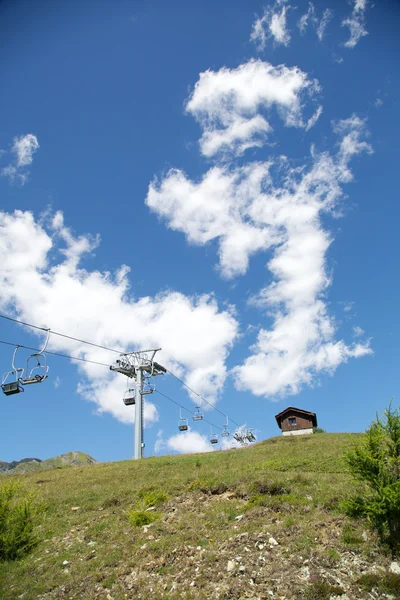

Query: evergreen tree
345,403,400,556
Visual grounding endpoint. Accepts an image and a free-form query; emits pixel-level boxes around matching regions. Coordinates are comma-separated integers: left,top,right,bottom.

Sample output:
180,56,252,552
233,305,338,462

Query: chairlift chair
21,330,50,386
178,408,188,431
210,426,218,444
246,429,256,443
192,406,204,421
243,428,256,442
1,346,24,396
2,378,24,396
140,378,155,395
221,417,230,437
233,431,243,443
123,388,136,406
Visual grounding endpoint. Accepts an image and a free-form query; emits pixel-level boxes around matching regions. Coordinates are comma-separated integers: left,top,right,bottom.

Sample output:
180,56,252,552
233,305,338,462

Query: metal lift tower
110,348,166,460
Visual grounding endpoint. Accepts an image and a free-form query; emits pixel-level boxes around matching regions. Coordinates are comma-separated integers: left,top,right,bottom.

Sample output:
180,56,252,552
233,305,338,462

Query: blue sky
1,0,399,463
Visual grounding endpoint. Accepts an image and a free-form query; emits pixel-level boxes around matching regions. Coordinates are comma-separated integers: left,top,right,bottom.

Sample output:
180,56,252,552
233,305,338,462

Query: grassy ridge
1,433,398,600
3,452,97,475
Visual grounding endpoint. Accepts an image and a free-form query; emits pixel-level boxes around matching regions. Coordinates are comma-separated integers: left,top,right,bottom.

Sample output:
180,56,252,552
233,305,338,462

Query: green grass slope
6,452,97,474
1,433,399,600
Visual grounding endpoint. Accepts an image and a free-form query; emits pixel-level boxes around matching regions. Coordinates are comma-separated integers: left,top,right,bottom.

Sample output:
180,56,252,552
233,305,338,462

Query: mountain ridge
0,451,97,474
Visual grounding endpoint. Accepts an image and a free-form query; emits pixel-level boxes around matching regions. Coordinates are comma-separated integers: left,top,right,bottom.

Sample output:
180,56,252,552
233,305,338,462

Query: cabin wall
280,411,314,432
282,427,313,436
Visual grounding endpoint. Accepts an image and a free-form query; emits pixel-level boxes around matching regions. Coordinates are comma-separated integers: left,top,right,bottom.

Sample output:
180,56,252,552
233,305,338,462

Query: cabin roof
275,406,317,428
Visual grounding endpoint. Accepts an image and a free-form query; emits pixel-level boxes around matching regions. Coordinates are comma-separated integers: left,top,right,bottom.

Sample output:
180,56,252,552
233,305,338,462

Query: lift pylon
110,348,166,459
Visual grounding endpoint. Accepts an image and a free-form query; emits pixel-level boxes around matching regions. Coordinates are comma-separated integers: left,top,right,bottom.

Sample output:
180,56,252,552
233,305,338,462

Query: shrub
0,481,44,561
313,427,325,434
137,488,168,507
304,578,344,599
356,572,400,597
341,524,364,546
251,480,290,496
128,509,160,527
344,403,400,555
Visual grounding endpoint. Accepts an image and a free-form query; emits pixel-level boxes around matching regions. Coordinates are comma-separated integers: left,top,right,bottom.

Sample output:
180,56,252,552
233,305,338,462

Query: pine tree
345,403,400,556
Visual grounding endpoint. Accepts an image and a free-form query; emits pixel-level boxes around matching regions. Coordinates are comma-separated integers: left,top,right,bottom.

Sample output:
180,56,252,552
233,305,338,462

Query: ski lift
178,408,188,431
1,346,24,396
123,388,136,406
21,330,50,386
246,429,256,443
192,405,204,421
233,430,243,443
140,377,155,395
221,417,230,438
210,427,218,445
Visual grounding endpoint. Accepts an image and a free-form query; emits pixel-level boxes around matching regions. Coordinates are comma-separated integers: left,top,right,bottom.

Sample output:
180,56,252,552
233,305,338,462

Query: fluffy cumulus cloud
250,0,292,50
341,0,368,48
147,82,373,398
166,430,213,454
0,210,239,424
1,134,39,185
164,428,242,455
185,59,321,157
297,3,333,41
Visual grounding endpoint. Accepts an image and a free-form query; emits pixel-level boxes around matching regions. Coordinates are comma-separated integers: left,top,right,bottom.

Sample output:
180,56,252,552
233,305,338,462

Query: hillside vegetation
1,433,399,600
0,452,97,475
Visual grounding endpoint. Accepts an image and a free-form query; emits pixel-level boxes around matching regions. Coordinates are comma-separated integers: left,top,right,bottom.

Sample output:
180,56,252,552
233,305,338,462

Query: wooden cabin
275,407,317,436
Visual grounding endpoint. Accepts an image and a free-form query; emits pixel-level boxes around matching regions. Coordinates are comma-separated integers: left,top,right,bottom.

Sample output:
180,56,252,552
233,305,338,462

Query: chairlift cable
0,313,244,428
0,338,111,368
0,337,246,440
0,313,122,355
164,369,241,428
155,389,223,432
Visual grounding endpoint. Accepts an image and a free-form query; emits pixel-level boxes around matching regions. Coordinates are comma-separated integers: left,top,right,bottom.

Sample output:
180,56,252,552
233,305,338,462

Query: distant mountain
0,452,97,474
0,457,42,472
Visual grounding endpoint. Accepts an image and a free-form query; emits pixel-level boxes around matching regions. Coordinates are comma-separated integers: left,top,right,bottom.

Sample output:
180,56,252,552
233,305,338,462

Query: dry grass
0,433,395,599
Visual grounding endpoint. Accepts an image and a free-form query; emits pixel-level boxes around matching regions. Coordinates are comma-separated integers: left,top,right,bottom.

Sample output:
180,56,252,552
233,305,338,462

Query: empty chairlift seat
178,408,188,431
192,406,204,421
179,417,188,431
123,389,136,406
1,346,25,396
1,380,24,396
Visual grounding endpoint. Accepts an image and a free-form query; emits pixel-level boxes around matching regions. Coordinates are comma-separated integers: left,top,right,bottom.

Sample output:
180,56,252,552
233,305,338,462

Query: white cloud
0,210,239,424
342,301,354,313
13,134,40,167
1,134,39,185
147,111,373,398
333,115,373,162
154,430,165,455
147,163,275,279
316,9,333,41
342,0,368,48
200,116,272,158
166,430,213,454
298,4,333,41
184,59,320,157
250,1,292,50
53,376,61,389
353,325,364,337
158,425,245,455
305,105,323,131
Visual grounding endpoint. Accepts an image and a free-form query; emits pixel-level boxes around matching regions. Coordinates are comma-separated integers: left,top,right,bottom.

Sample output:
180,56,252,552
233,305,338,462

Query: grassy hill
1,433,399,600
11,452,97,474
1,452,97,475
